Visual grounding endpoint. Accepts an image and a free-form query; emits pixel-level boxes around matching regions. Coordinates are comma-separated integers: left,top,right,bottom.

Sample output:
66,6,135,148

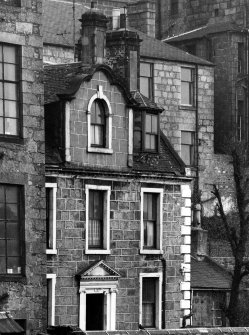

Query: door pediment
76,260,120,281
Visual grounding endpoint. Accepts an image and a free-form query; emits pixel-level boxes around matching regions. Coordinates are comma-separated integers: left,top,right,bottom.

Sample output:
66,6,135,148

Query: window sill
87,147,113,154
46,249,57,255
0,275,26,283
0,136,24,144
179,105,196,111
140,249,163,255
85,249,111,255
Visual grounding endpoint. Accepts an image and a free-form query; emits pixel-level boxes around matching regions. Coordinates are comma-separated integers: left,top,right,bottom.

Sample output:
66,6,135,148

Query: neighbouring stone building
0,0,46,334
44,8,193,330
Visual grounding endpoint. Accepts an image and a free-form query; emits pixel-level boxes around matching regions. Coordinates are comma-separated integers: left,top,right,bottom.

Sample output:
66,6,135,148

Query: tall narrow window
140,188,163,254
181,67,195,106
143,193,157,248
145,113,158,151
142,278,156,327
46,183,57,254
89,190,104,249
85,185,111,254
237,100,243,142
0,184,23,275
171,0,179,15
139,273,162,329
91,99,106,147
140,63,153,99
238,43,244,74
0,44,20,138
47,274,56,326
181,131,195,166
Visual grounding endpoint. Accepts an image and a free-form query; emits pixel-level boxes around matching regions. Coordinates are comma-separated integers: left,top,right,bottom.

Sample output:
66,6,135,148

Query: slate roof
191,256,232,290
42,0,212,66
164,21,244,43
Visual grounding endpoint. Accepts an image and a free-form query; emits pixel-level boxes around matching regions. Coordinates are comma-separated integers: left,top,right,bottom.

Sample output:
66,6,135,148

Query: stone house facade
0,0,46,334
44,9,193,330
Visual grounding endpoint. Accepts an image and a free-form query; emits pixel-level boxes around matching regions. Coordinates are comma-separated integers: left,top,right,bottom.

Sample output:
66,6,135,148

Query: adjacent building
0,0,46,334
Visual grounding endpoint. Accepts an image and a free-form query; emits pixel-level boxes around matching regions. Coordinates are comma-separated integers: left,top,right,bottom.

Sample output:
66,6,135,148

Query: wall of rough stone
0,0,46,333
157,0,249,39
46,176,190,329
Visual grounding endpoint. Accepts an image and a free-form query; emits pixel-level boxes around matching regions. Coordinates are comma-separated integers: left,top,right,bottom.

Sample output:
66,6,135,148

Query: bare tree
212,144,249,326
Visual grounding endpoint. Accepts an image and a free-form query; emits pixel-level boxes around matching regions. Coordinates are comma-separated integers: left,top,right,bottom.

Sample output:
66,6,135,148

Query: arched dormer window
87,85,113,154
91,99,106,147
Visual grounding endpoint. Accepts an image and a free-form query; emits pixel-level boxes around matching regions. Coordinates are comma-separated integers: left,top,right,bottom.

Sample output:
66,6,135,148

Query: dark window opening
86,294,104,330
0,44,21,138
171,0,178,15
0,184,24,275
88,190,104,249
142,278,156,328
91,99,106,147
238,43,245,73
134,111,159,153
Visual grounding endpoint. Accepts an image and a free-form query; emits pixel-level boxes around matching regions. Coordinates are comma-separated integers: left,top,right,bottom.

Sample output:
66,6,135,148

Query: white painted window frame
46,273,56,326
79,280,118,331
45,183,57,255
139,272,162,329
87,85,113,154
85,184,111,254
140,188,163,254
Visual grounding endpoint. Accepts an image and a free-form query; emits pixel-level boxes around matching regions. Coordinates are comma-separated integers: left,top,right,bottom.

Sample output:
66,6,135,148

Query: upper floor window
0,184,24,275
91,99,106,147
171,0,179,15
238,43,245,73
87,85,113,154
181,67,195,106
0,44,20,138
46,183,57,255
181,131,195,166
140,63,153,100
47,273,56,326
85,185,111,254
140,188,163,254
134,111,159,152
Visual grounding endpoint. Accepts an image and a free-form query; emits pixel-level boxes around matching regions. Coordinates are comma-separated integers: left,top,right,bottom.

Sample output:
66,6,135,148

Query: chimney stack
79,7,108,64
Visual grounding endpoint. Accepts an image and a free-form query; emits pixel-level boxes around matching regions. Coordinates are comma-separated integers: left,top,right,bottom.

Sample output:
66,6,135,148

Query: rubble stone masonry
0,0,46,333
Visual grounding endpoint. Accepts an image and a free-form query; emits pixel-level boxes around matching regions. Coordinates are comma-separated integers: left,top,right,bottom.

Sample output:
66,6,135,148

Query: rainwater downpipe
161,256,166,329
195,65,200,206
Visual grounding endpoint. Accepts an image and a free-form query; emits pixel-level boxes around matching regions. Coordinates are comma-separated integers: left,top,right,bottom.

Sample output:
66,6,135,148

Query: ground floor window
139,273,162,329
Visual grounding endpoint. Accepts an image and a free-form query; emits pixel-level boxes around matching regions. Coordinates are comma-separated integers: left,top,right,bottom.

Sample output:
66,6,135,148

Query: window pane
0,117,3,134
6,204,18,220
0,257,6,273
6,221,19,239
140,63,151,77
181,68,192,81
151,115,158,133
89,219,102,248
144,221,155,247
3,45,16,64
7,239,20,256
181,144,191,165
181,131,192,144
4,83,17,100
134,130,142,150
0,185,4,202
142,278,156,327
6,185,18,203
46,188,53,249
140,77,149,98
7,257,21,274
0,222,4,238
5,100,18,118
181,82,190,105
0,65,2,80
4,64,17,81
0,100,3,116
0,203,4,219
0,83,3,99
145,114,152,132
5,118,18,135
0,240,6,256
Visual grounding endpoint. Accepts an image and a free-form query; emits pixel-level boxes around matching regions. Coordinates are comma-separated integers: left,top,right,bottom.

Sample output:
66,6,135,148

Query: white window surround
139,272,162,329
46,273,56,326
85,184,111,254
45,183,57,255
87,85,113,154
140,188,163,254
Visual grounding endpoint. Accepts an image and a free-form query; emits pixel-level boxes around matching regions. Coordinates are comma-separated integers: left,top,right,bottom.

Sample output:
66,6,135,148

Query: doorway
86,294,104,330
